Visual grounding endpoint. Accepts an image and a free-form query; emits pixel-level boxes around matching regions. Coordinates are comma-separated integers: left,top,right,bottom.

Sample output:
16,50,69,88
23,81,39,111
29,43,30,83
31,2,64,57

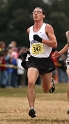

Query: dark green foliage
0,0,69,49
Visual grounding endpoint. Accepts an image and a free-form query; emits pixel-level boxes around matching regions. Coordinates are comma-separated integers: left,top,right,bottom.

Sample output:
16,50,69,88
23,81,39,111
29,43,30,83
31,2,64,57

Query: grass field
0,83,69,124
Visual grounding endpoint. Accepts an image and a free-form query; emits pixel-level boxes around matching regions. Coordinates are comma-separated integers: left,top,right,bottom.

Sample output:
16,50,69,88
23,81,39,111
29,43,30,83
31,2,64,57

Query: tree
45,0,69,50
0,0,69,49
0,0,47,47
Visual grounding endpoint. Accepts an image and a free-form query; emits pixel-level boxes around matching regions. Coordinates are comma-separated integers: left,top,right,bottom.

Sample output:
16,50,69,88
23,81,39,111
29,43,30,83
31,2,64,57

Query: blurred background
0,0,69,49
0,0,69,88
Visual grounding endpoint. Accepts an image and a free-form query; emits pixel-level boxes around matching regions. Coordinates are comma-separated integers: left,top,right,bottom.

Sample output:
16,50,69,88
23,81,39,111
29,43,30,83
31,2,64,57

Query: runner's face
32,8,45,21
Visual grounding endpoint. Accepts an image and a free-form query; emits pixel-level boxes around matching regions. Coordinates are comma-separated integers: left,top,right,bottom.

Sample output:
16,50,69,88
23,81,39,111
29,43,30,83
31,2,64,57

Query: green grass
0,83,67,97
54,83,67,93
0,83,68,124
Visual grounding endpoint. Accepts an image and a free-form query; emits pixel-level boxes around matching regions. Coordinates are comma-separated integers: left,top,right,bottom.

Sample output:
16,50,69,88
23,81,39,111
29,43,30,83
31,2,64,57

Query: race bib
31,43,44,54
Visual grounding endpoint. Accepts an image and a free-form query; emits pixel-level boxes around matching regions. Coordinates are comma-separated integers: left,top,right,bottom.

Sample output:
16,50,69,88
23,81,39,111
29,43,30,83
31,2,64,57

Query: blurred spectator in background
0,41,6,51
17,54,24,87
0,51,8,87
0,43,41,88
10,41,17,49
10,47,18,87
11,47,19,59
5,53,13,88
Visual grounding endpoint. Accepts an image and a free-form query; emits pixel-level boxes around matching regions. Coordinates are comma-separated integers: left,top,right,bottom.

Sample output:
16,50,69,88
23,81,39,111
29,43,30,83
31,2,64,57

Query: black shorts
26,56,55,74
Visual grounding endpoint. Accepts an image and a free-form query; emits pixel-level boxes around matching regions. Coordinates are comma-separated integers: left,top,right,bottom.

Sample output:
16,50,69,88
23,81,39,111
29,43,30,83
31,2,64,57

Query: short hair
35,7,46,15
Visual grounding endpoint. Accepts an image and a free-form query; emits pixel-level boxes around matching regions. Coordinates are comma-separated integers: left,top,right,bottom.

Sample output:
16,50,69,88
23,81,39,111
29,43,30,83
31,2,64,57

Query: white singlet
29,23,52,58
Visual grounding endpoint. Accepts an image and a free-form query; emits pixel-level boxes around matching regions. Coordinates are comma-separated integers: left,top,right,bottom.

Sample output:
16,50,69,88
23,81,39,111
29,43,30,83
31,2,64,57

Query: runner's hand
33,34,42,42
52,51,60,58
21,51,30,60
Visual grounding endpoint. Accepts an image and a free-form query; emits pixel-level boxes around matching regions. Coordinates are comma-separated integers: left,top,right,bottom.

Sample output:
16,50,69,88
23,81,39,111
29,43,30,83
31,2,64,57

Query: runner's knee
28,78,35,87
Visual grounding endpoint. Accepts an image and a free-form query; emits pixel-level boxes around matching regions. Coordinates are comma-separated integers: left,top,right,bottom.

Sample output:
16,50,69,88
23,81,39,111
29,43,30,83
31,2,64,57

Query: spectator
11,51,18,87
5,55,13,88
0,51,8,87
17,55,24,87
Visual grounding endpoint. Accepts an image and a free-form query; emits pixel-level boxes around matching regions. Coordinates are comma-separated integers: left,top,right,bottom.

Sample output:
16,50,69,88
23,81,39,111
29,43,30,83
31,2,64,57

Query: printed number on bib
31,43,44,54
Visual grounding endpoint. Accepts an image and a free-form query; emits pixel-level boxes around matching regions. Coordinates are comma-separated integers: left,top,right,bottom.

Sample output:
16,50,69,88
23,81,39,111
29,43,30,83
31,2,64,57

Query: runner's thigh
27,67,39,85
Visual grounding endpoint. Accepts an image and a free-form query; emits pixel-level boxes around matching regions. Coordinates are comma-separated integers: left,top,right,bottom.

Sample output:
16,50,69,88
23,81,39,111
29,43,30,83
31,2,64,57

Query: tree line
0,0,69,50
